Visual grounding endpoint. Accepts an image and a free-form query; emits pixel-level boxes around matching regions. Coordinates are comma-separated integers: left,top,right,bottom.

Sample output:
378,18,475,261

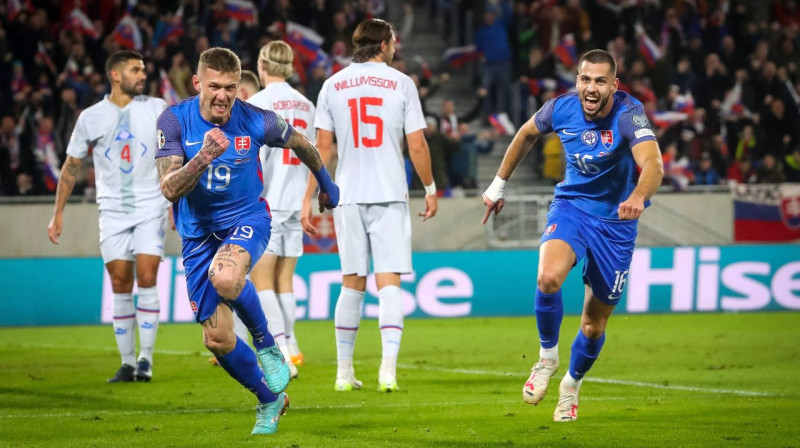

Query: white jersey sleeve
314,62,421,204
66,112,92,159
248,82,315,211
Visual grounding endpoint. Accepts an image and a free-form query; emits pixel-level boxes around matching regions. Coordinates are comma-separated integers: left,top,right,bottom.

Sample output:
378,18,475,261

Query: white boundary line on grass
5,342,774,398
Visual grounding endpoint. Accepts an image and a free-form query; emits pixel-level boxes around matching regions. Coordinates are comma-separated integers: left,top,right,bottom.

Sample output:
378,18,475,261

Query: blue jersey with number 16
534,91,657,220
155,96,293,239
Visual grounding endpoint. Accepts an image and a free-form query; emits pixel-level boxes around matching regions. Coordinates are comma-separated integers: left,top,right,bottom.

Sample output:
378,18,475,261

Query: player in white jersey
247,41,315,379
303,19,438,392
47,50,168,383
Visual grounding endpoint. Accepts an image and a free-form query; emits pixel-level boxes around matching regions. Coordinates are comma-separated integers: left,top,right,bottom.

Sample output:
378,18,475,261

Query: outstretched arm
619,140,664,220
158,128,229,202
481,114,543,224
48,155,83,244
301,129,335,236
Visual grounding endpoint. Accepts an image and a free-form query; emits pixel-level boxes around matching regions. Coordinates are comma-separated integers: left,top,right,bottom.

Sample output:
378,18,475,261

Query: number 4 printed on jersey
282,119,307,165
348,97,384,148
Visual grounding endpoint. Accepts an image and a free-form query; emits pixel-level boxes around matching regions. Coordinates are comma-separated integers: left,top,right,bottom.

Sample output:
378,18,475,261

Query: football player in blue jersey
155,48,339,435
481,49,664,422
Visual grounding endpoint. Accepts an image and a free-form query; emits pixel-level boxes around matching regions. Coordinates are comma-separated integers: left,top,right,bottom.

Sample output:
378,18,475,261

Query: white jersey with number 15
248,81,316,211
314,61,426,205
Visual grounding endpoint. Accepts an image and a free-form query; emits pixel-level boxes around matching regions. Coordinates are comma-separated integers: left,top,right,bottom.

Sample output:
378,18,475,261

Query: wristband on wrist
483,175,507,202
312,166,334,193
424,182,437,196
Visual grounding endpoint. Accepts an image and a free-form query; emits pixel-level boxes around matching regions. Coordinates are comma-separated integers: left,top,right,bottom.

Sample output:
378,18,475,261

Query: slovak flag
66,8,100,39
112,15,142,51
153,6,184,48
160,69,181,105
638,32,662,67
286,21,325,62
224,0,256,22
553,34,577,68
489,113,516,135
443,45,481,68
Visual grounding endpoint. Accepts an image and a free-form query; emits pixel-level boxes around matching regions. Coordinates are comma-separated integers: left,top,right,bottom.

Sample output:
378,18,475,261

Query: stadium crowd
1,0,800,197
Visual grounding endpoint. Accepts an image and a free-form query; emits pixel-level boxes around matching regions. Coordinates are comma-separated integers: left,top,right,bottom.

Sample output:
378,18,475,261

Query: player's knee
209,271,240,300
109,276,134,293
136,272,157,288
580,321,606,340
203,330,236,356
537,272,563,294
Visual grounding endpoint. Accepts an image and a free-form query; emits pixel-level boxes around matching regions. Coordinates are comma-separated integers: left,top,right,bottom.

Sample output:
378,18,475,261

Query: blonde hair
258,41,294,79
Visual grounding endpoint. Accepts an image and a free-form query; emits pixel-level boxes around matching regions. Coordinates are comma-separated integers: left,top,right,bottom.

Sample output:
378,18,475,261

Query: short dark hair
198,47,241,76
240,69,260,90
352,19,393,63
105,50,143,78
578,49,617,77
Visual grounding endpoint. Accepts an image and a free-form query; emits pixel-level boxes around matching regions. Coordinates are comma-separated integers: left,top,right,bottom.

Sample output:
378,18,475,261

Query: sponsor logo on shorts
545,224,557,235
190,301,198,313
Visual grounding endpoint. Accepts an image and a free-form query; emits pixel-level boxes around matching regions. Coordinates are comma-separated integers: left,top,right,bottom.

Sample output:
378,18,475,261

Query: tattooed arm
48,155,83,244
158,128,229,202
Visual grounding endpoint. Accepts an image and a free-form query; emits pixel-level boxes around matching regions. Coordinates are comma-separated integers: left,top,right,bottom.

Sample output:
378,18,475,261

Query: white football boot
522,358,559,404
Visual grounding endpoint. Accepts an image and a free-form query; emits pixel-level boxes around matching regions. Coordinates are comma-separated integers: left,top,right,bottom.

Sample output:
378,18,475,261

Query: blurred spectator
693,152,721,186
756,154,786,184
451,123,494,189
474,2,512,118
727,155,757,185
785,149,800,183
759,98,797,159
410,116,454,195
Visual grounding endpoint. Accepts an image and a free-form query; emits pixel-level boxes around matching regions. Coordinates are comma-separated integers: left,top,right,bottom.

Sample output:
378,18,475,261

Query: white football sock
258,289,287,350
278,292,298,352
561,371,583,389
232,312,250,343
540,344,559,361
135,287,160,363
378,285,404,361
112,293,136,366
334,287,365,364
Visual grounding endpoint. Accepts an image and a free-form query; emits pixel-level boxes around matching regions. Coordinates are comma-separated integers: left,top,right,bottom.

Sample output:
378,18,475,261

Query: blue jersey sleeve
263,109,294,148
619,105,657,147
156,108,184,158
533,98,557,135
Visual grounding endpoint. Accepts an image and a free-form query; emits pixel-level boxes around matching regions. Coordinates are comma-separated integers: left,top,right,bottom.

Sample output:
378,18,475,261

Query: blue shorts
181,212,271,323
540,199,637,306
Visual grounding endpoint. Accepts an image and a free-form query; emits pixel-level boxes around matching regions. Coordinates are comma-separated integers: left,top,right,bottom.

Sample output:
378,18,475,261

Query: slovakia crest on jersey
234,136,251,155
600,130,613,149
780,195,800,229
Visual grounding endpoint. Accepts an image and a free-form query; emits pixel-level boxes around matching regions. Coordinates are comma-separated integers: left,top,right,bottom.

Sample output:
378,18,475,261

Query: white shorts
266,210,303,258
98,208,168,264
333,202,412,277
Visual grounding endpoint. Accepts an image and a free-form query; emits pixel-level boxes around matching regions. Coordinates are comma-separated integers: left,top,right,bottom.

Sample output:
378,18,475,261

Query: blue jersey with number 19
155,96,293,238
534,91,657,220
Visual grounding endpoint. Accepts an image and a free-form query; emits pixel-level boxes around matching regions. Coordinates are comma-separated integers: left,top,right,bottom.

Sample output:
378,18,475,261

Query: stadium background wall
2,245,798,326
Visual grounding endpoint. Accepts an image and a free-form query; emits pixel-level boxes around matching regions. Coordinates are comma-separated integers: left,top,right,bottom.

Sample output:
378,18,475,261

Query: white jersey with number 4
67,95,168,213
314,61,426,205
247,81,315,211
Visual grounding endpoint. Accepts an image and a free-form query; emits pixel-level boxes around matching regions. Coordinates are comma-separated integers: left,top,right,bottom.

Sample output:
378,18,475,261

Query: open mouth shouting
584,94,600,113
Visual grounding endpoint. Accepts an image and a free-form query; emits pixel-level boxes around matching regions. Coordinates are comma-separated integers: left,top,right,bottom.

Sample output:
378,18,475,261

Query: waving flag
488,113,516,135
160,69,180,105
153,6,184,48
224,0,256,22
286,21,325,62
553,34,577,68
112,15,142,51
638,33,662,67
443,45,481,68
36,42,57,74
66,8,100,39
733,184,800,242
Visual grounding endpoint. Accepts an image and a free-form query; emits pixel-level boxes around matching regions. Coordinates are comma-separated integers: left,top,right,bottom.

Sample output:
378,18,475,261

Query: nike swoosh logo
185,140,202,146
561,130,577,136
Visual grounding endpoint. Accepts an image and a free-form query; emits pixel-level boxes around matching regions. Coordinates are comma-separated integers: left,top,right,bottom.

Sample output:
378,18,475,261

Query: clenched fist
198,128,229,163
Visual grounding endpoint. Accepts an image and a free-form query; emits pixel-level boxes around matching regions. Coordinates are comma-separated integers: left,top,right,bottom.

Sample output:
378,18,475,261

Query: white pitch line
3,342,774,397
0,396,634,420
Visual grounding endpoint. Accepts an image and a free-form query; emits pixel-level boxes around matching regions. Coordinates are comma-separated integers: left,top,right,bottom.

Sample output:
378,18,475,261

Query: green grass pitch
1,312,798,447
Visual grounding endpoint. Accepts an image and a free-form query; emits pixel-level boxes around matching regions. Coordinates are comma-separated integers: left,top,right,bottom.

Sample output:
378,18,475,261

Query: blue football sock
569,329,606,380
229,280,274,351
216,337,277,404
534,288,563,349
